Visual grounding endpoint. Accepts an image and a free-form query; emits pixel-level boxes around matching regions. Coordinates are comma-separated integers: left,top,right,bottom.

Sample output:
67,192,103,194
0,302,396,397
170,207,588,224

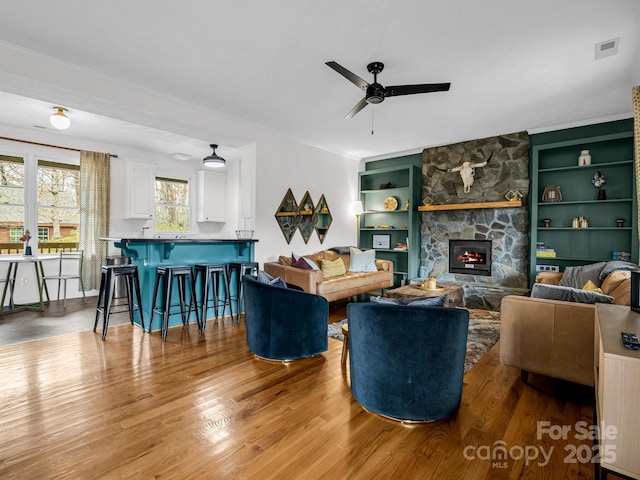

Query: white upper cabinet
124,160,155,219
196,170,226,222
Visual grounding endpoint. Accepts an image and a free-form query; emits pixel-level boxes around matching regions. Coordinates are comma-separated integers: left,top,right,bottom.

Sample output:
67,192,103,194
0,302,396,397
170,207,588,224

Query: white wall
254,136,360,266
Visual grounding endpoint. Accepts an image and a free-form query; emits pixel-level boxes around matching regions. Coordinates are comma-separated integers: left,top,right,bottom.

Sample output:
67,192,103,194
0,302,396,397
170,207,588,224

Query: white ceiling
0,0,638,161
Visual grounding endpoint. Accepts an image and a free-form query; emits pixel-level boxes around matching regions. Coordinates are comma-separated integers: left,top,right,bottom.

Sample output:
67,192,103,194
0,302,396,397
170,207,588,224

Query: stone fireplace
420,131,530,309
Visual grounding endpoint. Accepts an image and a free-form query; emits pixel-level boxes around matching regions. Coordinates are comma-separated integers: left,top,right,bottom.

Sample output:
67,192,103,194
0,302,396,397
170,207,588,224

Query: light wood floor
0,303,613,479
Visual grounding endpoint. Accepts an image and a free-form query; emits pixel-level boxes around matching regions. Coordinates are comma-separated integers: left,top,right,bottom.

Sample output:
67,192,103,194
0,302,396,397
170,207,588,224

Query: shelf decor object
578,149,591,166
541,185,562,202
372,234,391,250
592,171,606,200
504,189,523,201
383,196,399,211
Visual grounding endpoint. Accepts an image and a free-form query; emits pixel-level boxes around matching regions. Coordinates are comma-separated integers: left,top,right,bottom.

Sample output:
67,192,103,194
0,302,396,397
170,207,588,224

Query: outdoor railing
0,242,80,255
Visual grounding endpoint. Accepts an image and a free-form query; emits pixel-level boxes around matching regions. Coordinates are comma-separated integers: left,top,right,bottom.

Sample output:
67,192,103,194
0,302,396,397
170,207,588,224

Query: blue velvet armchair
242,275,329,361
347,302,469,422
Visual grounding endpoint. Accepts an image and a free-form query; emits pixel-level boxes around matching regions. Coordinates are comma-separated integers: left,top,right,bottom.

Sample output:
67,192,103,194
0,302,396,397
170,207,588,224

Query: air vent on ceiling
595,37,619,59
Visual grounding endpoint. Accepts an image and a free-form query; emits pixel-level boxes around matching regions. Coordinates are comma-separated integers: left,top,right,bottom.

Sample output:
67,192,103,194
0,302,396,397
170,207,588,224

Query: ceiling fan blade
326,61,369,91
385,83,451,97
344,97,368,119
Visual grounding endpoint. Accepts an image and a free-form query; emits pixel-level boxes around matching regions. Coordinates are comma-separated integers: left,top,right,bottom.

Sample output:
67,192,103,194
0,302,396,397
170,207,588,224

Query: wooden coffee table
385,283,463,307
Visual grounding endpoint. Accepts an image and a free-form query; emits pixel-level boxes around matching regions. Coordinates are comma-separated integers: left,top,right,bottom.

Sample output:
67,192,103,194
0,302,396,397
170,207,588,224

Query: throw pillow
530,283,613,304
278,255,292,266
257,270,273,283
370,296,446,307
291,253,320,270
559,262,607,289
607,278,631,306
321,257,346,278
256,270,287,289
601,270,631,295
349,247,377,273
291,256,312,269
582,280,603,293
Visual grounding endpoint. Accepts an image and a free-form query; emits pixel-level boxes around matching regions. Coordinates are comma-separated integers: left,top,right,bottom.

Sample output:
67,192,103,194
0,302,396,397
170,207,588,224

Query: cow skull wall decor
435,151,494,193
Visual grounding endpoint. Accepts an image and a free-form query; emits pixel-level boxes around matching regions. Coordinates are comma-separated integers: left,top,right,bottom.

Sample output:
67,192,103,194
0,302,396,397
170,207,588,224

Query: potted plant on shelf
592,171,606,200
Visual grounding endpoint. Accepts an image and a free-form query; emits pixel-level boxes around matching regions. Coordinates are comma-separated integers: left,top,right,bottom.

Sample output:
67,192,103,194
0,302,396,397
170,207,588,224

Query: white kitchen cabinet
196,170,226,222
124,160,155,219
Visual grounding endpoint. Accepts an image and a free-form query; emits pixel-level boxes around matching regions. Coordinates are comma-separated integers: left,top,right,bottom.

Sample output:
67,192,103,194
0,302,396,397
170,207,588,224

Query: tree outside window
155,177,189,232
0,155,25,244
37,160,80,244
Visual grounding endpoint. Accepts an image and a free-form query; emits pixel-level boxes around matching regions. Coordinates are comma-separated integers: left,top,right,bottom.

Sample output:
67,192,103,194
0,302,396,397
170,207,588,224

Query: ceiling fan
325,61,451,119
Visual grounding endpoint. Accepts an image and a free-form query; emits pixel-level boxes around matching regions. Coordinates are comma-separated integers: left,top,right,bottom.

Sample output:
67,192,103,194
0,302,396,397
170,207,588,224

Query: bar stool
194,263,232,329
94,264,145,341
150,265,201,341
228,261,259,324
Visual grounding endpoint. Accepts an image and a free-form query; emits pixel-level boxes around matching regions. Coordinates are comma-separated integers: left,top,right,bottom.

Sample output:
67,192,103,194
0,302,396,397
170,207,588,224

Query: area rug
327,308,500,373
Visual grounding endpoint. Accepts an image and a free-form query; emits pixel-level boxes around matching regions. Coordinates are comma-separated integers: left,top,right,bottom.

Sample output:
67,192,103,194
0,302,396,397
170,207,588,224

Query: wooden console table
386,283,463,307
594,303,640,479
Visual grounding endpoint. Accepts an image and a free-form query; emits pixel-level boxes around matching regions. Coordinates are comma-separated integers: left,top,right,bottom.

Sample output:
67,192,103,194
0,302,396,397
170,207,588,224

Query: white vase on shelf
578,150,591,166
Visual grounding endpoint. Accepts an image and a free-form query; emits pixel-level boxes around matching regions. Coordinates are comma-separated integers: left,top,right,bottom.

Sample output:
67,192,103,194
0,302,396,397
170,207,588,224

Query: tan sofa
263,250,394,303
500,267,633,387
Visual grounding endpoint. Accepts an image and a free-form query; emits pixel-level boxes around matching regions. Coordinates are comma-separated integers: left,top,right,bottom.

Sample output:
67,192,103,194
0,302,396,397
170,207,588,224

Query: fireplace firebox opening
449,240,492,276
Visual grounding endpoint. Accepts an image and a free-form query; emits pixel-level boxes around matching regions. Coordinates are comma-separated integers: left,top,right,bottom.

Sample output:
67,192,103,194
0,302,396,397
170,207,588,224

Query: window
0,155,25,244
37,160,80,244
38,227,50,242
155,177,189,232
9,226,24,243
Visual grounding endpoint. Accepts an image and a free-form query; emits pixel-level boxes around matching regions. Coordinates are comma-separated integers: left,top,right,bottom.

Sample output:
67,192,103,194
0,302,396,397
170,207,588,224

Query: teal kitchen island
101,237,258,332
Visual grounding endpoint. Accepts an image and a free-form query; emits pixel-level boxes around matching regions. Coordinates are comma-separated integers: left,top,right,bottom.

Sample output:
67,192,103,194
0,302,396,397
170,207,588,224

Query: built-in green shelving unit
529,120,637,285
358,163,421,287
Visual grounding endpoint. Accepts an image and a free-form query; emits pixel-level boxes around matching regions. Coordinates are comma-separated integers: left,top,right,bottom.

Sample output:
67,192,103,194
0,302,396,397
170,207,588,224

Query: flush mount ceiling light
171,153,191,161
50,106,70,130
203,144,226,168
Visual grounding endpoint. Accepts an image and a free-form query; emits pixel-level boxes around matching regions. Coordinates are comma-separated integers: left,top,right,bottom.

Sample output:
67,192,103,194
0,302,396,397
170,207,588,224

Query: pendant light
203,144,226,168
50,106,70,130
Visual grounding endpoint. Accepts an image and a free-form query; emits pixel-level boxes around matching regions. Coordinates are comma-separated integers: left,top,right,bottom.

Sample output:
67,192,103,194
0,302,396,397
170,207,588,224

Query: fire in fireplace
449,240,492,276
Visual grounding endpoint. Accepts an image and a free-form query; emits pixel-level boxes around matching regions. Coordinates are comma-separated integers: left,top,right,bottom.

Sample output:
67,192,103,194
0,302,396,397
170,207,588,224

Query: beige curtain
79,151,110,290
635,86,640,241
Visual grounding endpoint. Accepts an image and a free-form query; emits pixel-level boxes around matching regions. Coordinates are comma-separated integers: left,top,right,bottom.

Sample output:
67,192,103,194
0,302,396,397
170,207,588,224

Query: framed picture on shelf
372,234,391,250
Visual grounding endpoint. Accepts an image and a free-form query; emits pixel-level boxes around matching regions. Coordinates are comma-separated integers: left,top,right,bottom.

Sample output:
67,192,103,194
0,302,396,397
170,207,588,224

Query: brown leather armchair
500,295,597,386
500,267,632,387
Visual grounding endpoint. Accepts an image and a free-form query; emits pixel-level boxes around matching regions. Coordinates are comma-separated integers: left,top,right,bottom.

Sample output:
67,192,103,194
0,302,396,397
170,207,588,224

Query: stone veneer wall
420,131,531,308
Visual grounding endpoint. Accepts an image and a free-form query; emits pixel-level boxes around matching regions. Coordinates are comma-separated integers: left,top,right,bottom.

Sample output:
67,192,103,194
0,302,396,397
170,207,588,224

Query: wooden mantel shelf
418,199,522,212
